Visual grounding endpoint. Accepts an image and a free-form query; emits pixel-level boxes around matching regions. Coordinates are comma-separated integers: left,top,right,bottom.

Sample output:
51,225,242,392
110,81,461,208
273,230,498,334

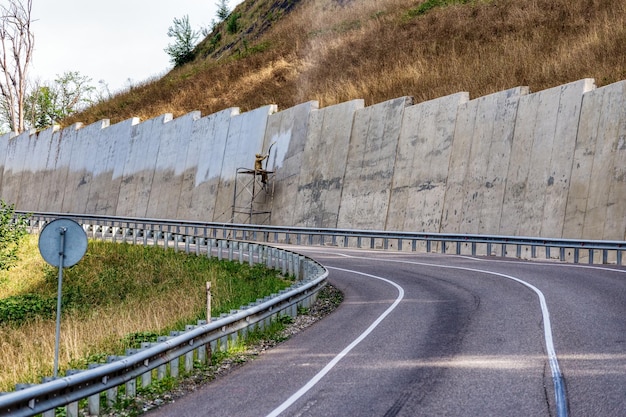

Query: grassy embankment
0,235,292,392
64,0,626,127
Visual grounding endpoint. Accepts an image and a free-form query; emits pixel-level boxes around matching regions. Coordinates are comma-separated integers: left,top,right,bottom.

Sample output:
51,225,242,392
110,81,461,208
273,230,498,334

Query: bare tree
0,0,34,134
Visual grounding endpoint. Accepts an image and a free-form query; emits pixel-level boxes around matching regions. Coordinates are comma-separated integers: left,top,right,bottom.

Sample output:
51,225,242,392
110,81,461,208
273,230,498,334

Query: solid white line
265,267,404,417
330,254,569,417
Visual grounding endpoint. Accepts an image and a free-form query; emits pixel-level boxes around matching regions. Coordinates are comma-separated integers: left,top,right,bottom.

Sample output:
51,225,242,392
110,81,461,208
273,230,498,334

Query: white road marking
265,267,405,417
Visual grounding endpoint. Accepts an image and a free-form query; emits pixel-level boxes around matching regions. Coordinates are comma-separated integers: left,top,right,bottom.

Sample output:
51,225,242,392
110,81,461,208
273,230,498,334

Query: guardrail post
238,242,244,264
559,247,565,262
86,364,102,415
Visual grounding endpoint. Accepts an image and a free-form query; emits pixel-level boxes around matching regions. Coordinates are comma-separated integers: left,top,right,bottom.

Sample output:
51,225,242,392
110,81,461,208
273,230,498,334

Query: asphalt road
147,247,626,416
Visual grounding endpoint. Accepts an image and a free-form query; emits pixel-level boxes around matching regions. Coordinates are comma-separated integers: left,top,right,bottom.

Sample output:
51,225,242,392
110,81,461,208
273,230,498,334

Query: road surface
147,247,626,416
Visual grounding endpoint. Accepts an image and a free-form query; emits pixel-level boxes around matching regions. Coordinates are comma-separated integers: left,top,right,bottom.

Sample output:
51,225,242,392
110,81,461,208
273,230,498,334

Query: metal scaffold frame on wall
231,167,275,224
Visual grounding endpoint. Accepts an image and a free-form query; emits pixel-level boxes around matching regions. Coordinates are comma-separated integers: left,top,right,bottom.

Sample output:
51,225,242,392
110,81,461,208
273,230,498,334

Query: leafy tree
0,200,28,271
164,15,200,67
24,71,95,130
0,0,34,134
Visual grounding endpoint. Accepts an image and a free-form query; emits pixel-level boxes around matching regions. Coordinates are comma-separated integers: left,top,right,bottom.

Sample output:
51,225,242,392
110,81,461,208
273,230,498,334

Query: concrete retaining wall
1,78,624,240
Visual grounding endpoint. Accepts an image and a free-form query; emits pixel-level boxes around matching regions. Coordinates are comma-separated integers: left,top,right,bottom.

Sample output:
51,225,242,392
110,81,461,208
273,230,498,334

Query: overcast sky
29,0,244,94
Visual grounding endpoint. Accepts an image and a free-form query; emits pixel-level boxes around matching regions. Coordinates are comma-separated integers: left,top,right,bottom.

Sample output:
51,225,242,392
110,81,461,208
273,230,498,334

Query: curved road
148,247,626,416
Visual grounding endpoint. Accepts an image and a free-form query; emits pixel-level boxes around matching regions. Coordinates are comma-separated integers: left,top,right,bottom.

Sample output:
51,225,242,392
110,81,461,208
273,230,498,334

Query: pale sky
29,0,244,95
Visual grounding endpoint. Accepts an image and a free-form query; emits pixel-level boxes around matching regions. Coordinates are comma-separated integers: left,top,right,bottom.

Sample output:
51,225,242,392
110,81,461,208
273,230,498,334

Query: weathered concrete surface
179,108,239,221
293,100,364,228
1,78,624,242
387,92,468,232
213,105,276,223
337,97,412,230
47,124,83,212
540,79,596,237
29,126,60,212
62,121,110,214
591,81,626,240
460,88,528,234
477,88,528,234
1,130,29,207
147,112,201,219
266,101,318,226
117,114,172,217
91,118,140,215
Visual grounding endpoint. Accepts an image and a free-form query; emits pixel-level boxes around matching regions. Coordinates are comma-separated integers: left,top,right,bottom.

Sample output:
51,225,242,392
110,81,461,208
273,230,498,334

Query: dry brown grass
0,237,290,391
63,0,626,127
0,290,201,391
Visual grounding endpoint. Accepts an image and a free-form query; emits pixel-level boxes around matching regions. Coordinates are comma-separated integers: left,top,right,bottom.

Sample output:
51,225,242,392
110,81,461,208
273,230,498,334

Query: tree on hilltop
164,15,200,67
0,0,34,134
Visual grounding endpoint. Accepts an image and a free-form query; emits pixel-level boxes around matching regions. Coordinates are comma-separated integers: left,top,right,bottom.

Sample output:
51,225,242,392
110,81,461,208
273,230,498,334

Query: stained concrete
146,112,201,219
387,92,469,232
596,81,626,240
265,101,318,226
293,99,364,228
117,114,172,217
180,108,239,221
214,105,277,223
1,78,625,242
337,97,412,230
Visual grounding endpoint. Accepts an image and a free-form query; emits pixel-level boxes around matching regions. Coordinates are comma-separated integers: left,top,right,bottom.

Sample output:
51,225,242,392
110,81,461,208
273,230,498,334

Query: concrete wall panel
180,108,239,221
597,81,626,240
500,92,540,235
46,124,82,212
292,100,364,228
213,105,276,223
519,85,561,237
563,86,606,237
146,112,201,219
478,87,528,234
15,130,41,210
63,121,111,214
541,79,595,237
459,91,502,234
440,97,478,233
265,101,318,226
87,118,140,215
116,114,172,217
387,92,468,232
2,131,31,206
337,97,412,230
25,126,59,211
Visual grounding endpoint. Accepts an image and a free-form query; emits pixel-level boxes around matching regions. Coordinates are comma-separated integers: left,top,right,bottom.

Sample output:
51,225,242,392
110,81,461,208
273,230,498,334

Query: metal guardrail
15,212,626,265
1,211,624,416
0,214,329,417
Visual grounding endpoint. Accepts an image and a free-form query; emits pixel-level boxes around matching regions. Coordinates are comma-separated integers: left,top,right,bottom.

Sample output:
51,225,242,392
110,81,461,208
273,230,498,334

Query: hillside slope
64,0,626,126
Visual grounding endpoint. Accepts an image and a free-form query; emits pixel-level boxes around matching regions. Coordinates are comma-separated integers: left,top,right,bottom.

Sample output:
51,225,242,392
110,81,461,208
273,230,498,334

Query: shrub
0,200,28,271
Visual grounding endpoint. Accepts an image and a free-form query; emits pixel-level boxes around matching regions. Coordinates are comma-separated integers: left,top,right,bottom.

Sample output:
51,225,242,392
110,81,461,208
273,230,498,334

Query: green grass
407,0,476,17
0,235,293,390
